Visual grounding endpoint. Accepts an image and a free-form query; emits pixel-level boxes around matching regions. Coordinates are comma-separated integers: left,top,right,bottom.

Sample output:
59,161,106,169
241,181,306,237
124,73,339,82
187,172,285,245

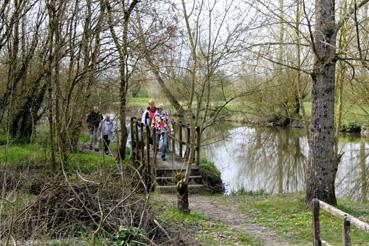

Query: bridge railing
130,117,152,175
312,198,369,246
168,122,201,166
130,117,201,176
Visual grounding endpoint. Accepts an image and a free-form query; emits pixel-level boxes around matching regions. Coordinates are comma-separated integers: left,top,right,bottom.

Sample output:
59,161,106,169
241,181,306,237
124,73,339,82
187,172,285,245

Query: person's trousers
157,132,168,158
103,135,110,154
90,127,99,150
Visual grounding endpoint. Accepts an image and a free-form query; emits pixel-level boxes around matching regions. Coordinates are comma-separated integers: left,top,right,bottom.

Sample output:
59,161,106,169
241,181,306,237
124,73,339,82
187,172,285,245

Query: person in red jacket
152,103,173,161
141,98,157,127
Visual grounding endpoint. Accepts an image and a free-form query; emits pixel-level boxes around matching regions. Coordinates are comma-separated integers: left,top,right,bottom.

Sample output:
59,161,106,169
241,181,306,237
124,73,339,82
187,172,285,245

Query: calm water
204,125,369,201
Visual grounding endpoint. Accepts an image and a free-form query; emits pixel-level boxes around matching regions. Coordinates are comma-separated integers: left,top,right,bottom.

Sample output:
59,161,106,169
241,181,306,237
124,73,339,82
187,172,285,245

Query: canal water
204,125,369,201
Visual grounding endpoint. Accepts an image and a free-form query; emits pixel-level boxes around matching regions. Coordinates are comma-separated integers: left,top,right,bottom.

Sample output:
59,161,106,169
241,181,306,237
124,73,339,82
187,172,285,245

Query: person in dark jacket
86,106,103,151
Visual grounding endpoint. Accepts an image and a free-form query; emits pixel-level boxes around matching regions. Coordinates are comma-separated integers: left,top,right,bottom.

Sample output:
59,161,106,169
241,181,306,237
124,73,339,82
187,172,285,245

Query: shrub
199,160,224,193
341,122,361,133
114,226,147,246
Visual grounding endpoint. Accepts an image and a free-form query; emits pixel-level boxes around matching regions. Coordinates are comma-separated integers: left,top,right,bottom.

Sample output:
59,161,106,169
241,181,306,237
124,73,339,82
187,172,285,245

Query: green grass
0,144,49,167
153,199,261,245
0,143,119,173
67,152,117,173
238,193,369,245
127,97,151,108
0,123,132,173
79,131,90,144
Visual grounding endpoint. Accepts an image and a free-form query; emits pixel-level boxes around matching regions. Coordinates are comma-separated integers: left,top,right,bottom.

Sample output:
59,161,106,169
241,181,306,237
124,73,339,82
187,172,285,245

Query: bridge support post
343,215,351,246
130,117,136,167
135,121,140,168
139,123,144,169
196,127,200,166
179,124,183,158
172,123,176,154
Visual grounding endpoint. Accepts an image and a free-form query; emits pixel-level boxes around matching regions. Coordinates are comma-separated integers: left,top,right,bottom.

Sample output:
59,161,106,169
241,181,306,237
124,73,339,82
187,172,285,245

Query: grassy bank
234,193,369,245
0,143,118,172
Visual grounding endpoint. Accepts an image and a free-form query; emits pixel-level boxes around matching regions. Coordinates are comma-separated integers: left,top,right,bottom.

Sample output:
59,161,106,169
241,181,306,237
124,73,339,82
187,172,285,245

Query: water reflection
204,125,369,201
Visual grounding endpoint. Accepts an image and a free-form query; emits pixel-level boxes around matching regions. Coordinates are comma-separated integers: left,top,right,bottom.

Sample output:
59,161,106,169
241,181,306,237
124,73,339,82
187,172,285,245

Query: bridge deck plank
151,150,197,171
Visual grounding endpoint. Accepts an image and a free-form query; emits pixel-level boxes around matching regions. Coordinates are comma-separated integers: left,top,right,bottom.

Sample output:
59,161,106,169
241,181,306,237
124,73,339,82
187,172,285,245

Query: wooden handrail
130,117,201,176
312,198,369,246
318,200,369,233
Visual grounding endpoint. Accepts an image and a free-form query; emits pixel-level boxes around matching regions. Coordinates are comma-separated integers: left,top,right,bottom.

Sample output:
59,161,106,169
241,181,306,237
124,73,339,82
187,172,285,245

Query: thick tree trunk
306,0,337,205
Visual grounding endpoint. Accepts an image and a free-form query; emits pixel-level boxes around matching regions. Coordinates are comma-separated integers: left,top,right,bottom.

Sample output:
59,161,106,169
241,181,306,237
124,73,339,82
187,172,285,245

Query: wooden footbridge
130,117,204,192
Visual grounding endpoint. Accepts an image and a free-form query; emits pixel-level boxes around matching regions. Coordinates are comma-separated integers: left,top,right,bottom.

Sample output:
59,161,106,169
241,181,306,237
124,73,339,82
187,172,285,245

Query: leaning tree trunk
305,0,337,205
175,173,190,213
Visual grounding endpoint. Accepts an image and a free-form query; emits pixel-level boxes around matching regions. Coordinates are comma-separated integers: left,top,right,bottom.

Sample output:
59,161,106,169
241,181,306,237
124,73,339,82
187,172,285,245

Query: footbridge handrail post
130,117,136,167
179,123,183,158
145,124,151,176
153,127,157,172
139,122,144,169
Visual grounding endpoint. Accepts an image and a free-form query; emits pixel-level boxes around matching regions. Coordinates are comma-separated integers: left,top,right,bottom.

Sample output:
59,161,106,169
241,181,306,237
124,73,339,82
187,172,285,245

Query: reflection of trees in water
205,126,307,193
205,125,369,201
360,142,368,203
239,127,307,194
335,142,369,202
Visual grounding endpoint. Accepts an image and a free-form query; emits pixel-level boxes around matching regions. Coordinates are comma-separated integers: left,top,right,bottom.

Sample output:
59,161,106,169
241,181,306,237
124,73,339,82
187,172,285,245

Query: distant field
127,97,150,108
127,97,171,108
123,97,369,127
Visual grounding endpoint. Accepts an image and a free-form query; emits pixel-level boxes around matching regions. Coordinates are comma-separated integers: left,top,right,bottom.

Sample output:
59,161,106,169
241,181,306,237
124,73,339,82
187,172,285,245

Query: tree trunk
10,79,47,143
305,0,337,205
119,86,128,159
175,173,190,213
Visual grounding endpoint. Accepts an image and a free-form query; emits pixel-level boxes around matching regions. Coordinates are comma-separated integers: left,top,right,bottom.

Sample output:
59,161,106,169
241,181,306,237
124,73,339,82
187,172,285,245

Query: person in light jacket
99,114,115,155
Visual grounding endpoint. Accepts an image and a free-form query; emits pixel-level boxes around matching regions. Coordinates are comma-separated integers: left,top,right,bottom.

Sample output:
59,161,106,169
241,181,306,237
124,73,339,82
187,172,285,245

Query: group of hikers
85,99,173,160
86,106,116,155
141,99,173,161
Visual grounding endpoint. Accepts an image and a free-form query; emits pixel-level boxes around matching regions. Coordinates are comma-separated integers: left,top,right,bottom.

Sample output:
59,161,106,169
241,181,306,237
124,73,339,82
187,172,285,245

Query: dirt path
159,194,294,246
